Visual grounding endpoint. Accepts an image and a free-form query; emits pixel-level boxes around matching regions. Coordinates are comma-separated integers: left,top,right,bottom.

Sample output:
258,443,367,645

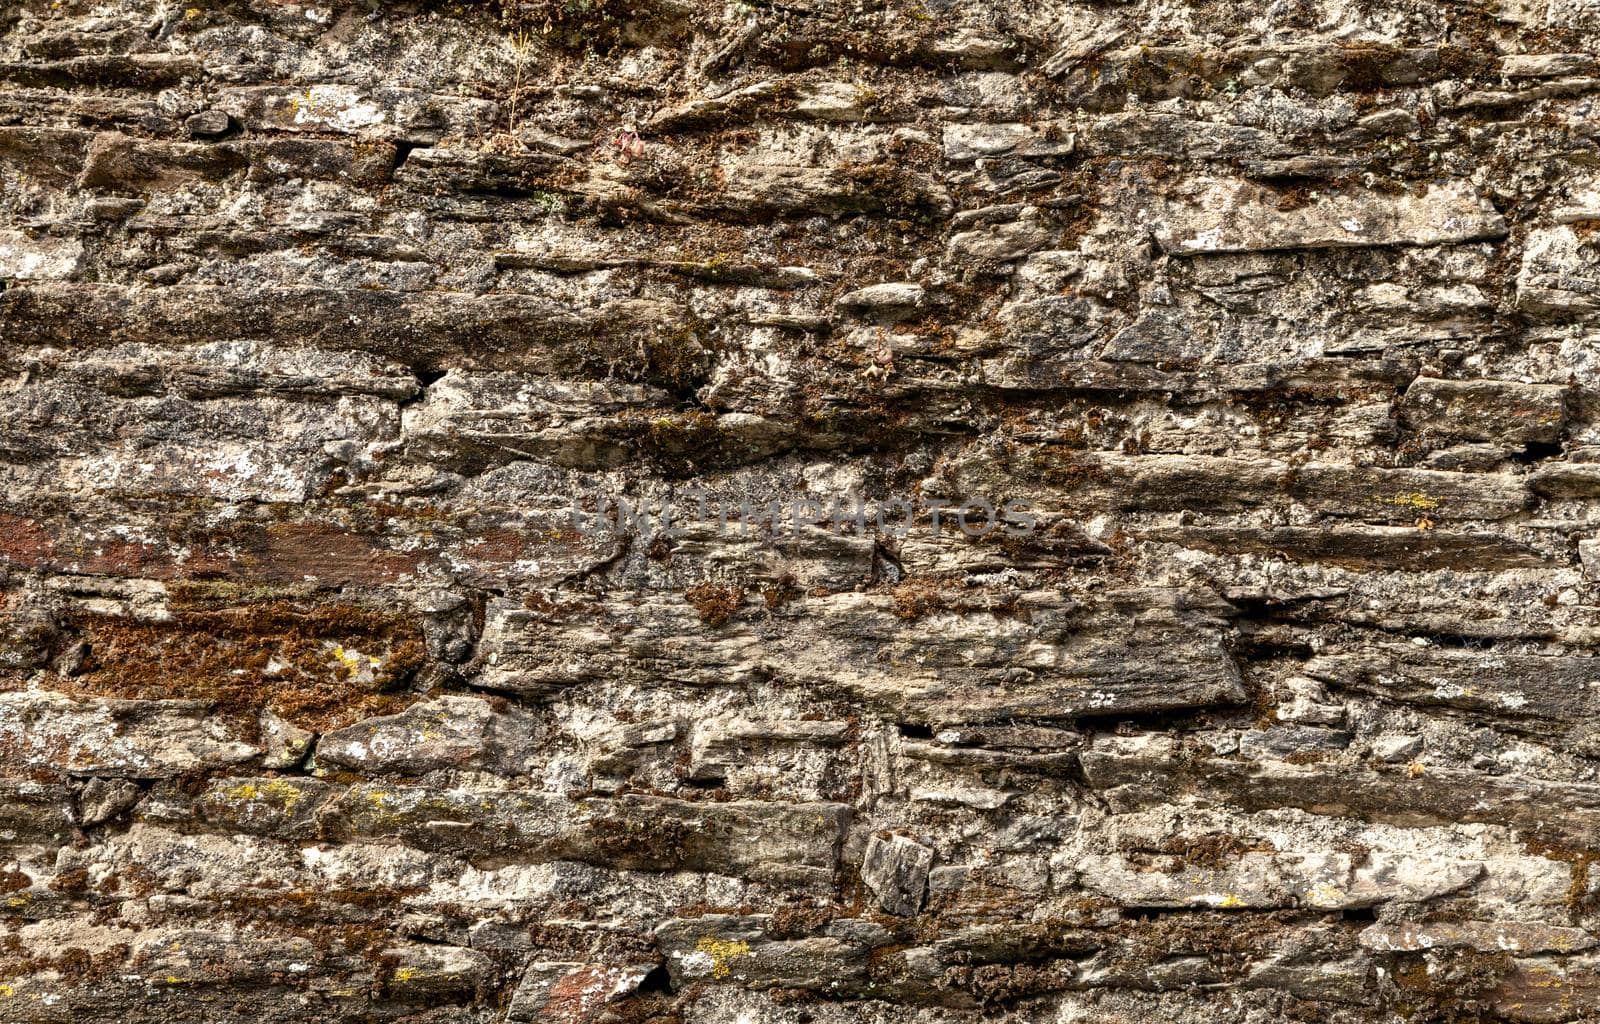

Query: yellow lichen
694,936,751,979
1376,492,1442,510
266,780,305,809
332,644,382,672
225,779,306,812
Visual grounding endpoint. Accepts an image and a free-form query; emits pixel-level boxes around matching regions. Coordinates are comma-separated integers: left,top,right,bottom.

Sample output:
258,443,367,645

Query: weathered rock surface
1155,180,1508,254
4,0,1600,1022
862,833,935,915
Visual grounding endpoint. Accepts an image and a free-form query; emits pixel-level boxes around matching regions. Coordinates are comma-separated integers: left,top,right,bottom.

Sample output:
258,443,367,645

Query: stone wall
3,0,1600,1021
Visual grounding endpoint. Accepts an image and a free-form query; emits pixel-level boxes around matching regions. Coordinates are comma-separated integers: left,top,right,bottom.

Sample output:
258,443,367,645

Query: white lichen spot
1181,227,1224,251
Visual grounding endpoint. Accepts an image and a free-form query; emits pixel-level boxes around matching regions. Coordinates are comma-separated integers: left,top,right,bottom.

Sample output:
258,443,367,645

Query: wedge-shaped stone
948,220,1054,260
645,80,787,131
942,451,1531,522
901,738,1078,774
392,144,574,197
473,588,1246,724
1156,181,1507,254
507,961,657,1021
556,796,849,887
1278,463,1530,522
863,834,934,915
443,156,952,222
697,162,952,220
0,51,199,88
67,824,304,899
78,133,246,190
317,695,540,776
184,777,339,838
688,717,849,781
324,786,847,886
216,85,496,139
0,282,669,374
1,384,398,501
0,692,258,779
980,354,1413,400
1530,462,1600,498
0,126,94,186
494,250,819,288
1401,377,1567,445
322,784,571,855
44,341,421,400
1076,850,1480,910
643,76,921,129
1305,648,1600,748
655,914,876,991
836,281,928,313
1502,54,1599,77
1140,525,1546,571
1517,226,1600,319
399,370,662,471
1074,113,1294,161
1489,958,1600,1023
0,383,399,463
380,943,493,1003
128,926,336,987
1361,920,1596,954
943,122,1074,162
1080,734,1600,845
0,780,73,842
1228,916,1381,1005
0,229,81,281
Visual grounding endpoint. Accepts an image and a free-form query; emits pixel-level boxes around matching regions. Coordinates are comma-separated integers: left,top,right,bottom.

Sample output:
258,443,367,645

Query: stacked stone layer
5,0,1600,1021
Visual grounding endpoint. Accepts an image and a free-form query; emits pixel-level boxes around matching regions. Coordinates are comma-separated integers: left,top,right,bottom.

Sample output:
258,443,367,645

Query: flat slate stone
1156,181,1507,254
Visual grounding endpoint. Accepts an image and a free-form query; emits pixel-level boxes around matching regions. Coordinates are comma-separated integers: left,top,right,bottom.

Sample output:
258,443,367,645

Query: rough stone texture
862,833,936,915
4,1,1600,1022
